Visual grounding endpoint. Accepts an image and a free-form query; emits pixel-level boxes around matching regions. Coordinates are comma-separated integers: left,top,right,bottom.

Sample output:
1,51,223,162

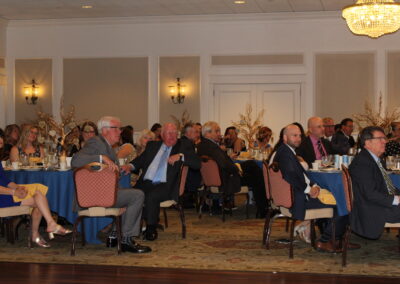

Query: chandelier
342,0,400,38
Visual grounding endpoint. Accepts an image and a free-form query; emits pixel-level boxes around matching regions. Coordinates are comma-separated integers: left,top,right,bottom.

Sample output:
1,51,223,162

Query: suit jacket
273,144,311,220
331,131,355,155
196,138,241,195
71,135,117,168
348,149,400,239
296,136,333,168
131,139,200,201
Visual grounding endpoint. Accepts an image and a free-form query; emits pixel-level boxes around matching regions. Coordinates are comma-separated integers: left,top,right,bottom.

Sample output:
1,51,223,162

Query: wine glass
321,155,333,168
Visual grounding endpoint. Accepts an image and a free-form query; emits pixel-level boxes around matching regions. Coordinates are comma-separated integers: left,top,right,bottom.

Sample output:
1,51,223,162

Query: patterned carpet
1,206,400,276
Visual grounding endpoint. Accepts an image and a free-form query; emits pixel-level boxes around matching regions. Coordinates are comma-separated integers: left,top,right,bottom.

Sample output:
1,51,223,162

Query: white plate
57,168,70,172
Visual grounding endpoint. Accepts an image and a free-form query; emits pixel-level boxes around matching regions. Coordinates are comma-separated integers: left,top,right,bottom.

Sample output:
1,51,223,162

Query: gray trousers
114,188,144,237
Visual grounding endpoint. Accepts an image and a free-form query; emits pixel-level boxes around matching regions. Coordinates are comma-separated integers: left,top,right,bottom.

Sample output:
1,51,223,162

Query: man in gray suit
71,116,151,253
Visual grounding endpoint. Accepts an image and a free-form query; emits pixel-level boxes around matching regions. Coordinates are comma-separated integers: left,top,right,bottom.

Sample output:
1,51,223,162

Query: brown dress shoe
315,241,336,253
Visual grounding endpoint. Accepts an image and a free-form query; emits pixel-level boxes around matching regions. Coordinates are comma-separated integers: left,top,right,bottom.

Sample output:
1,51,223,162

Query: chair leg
163,208,168,229
289,219,295,259
6,218,15,244
115,216,122,255
27,215,32,248
263,208,272,248
310,220,316,249
331,219,336,252
285,218,289,232
177,204,186,239
0,218,4,238
246,193,249,219
71,216,83,256
81,218,86,247
342,225,351,267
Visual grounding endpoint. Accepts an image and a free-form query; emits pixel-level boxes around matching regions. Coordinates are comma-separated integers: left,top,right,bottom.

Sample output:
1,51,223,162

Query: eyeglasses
105,126,120,130
369,136,388,142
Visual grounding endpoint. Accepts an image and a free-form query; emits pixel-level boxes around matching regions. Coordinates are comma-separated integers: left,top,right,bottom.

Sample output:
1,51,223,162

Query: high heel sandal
33,236,50,248
48,225,72,240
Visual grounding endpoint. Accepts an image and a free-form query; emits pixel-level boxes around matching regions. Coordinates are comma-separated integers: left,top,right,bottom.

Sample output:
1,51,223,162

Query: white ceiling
0,0,355,20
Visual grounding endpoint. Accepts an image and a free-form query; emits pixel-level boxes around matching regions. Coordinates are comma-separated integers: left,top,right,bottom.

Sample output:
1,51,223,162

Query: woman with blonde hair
9,125,44,163
136,129,155,157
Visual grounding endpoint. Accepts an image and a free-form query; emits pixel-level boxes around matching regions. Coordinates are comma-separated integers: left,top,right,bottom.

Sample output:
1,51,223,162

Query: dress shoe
33,236,50,248
121,240,152,253
144,229,158,241
47,224,72,240
315,241,336,253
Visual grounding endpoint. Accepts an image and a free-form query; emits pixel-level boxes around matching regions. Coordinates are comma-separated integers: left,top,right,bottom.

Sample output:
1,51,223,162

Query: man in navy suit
349,126,400,239
331,118,356,155
124,123,200,241
274,124,352,252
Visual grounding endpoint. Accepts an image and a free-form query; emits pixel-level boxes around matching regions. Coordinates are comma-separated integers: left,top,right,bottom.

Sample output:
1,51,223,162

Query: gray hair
202,121,219,136
97,116,121,131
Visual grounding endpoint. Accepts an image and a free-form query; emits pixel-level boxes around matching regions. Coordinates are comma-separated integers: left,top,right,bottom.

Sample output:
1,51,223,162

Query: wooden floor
0,262,399,284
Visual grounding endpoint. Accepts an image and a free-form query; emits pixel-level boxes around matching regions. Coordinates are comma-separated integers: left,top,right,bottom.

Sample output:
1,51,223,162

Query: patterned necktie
377,160,396,195
317,140,325,158
152,146,170,184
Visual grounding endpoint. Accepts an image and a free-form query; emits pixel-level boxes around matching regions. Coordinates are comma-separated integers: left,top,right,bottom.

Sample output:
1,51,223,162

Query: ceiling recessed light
82,5,93,9
234,0,246,4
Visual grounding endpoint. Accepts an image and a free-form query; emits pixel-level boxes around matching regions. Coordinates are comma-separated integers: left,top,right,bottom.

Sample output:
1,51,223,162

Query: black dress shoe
121,241,152,253
144,229,158,241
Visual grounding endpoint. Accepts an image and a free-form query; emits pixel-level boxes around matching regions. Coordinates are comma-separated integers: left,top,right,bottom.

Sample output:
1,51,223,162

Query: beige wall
387,52,400,112
159,56,200,125
315,53,374,124
15,59,52,124
63,57,148,130
212,54,303,65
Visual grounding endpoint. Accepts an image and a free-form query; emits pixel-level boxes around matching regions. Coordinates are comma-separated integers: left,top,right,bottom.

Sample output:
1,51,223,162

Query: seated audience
296,117,333,168
223,126,246,154
71,116,151,254
331,118,356,155
136,129,155,157
193,122,202,145
2,124,20,161
349,126,400,239
150,123,162,141
124,123,201,241
385,122,400,157
197,121,267,217
322,117,335,142
64,126,81,157
10,125,44,163
116,126,137,163
273,124,355,252
0,162,71,248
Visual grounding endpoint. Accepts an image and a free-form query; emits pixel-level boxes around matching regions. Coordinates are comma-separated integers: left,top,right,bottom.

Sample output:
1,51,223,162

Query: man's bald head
307,116,324,139
283,124,302,149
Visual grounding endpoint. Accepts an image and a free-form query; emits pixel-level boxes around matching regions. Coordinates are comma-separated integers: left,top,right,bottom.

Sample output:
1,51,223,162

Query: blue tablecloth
307,171,400,217
4,169,130,244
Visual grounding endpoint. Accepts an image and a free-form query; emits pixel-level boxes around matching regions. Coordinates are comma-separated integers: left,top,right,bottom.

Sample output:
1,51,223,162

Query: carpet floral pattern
0,209,399,276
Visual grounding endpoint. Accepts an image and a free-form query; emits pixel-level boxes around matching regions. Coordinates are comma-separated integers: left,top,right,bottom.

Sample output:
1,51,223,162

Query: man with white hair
124,122,200,241
71,116,151,253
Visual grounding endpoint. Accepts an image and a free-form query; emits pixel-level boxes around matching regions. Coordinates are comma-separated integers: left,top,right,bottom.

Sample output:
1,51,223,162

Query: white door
213,83,301,145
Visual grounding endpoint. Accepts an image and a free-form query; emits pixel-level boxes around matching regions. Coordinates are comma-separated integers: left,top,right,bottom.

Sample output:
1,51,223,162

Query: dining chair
341,164,400,267
263,161,334,258
0,206,32,247
199,156,249,222
71,162,123,256
160,165,189,239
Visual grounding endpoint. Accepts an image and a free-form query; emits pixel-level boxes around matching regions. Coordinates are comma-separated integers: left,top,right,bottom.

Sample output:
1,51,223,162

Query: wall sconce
24,79,39,105
169,77,186,104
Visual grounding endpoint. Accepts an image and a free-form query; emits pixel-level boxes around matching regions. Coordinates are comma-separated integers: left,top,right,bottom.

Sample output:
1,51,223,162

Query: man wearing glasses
349,126,400,239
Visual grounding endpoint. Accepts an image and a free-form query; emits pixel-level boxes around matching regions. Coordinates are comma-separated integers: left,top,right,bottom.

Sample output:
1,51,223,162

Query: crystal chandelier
342,0,400,38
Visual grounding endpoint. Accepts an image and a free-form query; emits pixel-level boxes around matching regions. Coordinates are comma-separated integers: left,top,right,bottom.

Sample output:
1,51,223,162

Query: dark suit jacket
131,139,200,201
331,131,355,155
273,144,311,220
348,149,400,239
196,138,241,195
71,135,117,168
296,136,333,168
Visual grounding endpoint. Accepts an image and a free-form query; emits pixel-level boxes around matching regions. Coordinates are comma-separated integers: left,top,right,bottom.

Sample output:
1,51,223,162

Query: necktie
317,140,325,158
152,146,170,184
377,160,396,195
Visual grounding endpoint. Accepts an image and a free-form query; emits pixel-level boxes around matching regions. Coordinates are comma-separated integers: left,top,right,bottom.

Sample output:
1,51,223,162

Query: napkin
317,188,336,205
13,183,48,202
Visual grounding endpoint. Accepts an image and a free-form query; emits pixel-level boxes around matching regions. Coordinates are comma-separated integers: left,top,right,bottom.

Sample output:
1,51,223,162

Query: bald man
296,117,333,168
127,123,200,241
273,124,352,253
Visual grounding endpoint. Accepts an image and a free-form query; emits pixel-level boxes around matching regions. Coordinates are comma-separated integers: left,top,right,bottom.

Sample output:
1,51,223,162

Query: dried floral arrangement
353,94,400,134
170,110,192,133
231,104,265,149
35,97,79,152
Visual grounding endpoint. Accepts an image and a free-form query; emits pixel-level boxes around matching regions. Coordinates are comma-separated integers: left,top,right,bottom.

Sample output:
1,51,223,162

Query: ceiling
0,0,355,21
